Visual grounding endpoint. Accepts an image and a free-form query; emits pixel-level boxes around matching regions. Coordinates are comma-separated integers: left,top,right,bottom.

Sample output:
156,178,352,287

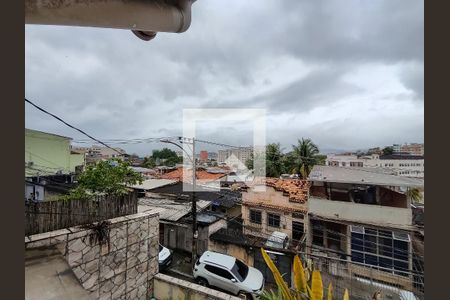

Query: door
204,264,239,294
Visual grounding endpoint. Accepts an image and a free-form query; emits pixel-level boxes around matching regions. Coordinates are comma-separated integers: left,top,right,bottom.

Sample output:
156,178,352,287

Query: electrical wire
25,97,122,155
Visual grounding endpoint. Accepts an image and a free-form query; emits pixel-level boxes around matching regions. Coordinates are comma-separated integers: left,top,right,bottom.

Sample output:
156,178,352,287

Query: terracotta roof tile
160,167,226,182
265,178,311,204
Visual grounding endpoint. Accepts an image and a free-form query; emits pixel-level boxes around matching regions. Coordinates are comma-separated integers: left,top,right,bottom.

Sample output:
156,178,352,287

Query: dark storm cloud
399,63,424,101
25,0,423,155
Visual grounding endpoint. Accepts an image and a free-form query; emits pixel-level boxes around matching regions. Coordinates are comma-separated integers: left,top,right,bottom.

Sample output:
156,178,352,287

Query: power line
25,97,122,155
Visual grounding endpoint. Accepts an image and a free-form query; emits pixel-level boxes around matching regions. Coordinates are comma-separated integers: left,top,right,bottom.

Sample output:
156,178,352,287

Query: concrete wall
162,219,227,255
153,273,241,300
70,152,86,172
25,211,160,300
208,240,254,267
309,197,412,229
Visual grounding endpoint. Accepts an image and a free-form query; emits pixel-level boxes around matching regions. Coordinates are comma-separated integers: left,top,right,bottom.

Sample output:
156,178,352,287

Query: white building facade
218,147,253,165
326,154,424,178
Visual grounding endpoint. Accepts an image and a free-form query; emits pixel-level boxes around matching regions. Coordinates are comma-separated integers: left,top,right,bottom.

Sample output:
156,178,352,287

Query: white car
158,243,172,270
193,251,264,299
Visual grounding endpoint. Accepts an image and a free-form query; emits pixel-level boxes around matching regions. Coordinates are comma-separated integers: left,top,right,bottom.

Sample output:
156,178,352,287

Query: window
230,259,249,282
292,221,304,241
350,226,410,276
249,210,262,224
312,222,324,246
267,213,281,228
205,265,234,280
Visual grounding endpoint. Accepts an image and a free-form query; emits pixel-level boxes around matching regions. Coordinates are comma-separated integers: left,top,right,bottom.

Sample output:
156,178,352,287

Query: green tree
382,146,394,155
266,143,284,178
244,144,284,177
142,156,156,168
151,148,182,167
291,138,320,179
315,154,327,165
63,159,143,200
281,151,297,174
245,155,254,170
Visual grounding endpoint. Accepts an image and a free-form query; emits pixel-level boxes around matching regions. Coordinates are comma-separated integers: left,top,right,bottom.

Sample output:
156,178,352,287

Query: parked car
158,243,172,270
193,251,264,299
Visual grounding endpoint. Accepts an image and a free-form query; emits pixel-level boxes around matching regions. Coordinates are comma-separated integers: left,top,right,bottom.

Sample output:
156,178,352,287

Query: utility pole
160,137,198,268
191,137,198,266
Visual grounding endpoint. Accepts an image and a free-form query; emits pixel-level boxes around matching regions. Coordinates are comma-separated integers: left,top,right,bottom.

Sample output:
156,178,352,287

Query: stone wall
153,273,242,300
25,211,159,300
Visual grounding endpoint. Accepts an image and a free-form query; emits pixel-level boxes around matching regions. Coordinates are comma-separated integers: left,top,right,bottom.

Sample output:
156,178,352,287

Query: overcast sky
25,0,424,156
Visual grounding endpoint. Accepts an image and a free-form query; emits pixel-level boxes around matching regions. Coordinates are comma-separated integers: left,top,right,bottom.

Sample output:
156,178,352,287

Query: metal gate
254,249,293,288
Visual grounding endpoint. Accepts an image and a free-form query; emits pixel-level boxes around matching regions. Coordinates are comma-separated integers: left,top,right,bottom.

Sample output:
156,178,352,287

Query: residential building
361,154,424,178
367,147,383,155
242,178,310,248
307,165,424,291
138,192,218,255
159,167,227,189
326,153,424,178
326,154,364,168
25,174,77,202
208,152,218,160
25,128,85,177
218,147,253,165
87,145,126,160
398,143,424,156
393,144,402,153
199,150,208,161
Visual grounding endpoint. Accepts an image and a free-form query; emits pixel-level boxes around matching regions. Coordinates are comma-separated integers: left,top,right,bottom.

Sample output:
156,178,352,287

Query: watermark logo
182,108,266,192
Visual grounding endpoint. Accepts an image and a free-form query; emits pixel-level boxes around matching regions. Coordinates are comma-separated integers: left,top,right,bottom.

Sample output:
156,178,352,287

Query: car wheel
196,277,208,287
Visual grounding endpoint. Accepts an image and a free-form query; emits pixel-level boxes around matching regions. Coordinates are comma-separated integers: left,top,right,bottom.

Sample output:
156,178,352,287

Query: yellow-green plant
260,248,349,300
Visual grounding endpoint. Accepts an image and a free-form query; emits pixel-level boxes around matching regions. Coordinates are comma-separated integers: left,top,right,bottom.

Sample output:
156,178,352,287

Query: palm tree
407,187,423,203
292,138,320,179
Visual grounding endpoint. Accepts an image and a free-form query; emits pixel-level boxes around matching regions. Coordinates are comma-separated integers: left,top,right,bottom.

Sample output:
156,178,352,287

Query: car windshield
159,244,163,252
230,259,249,282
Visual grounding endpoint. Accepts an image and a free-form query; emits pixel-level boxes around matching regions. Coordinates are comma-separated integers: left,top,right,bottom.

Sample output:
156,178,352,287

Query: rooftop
148,182,242,208
138,196,211,222
309,165,424,188
196,212,224,225
129,178,177,190
265,178,310,204
160,167,226,182
26,128,72,140
379,154,424,160
130,167,157,174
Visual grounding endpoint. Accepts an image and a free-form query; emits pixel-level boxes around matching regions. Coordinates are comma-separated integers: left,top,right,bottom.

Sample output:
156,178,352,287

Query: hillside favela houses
25,128,86,201
24,128,425,300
